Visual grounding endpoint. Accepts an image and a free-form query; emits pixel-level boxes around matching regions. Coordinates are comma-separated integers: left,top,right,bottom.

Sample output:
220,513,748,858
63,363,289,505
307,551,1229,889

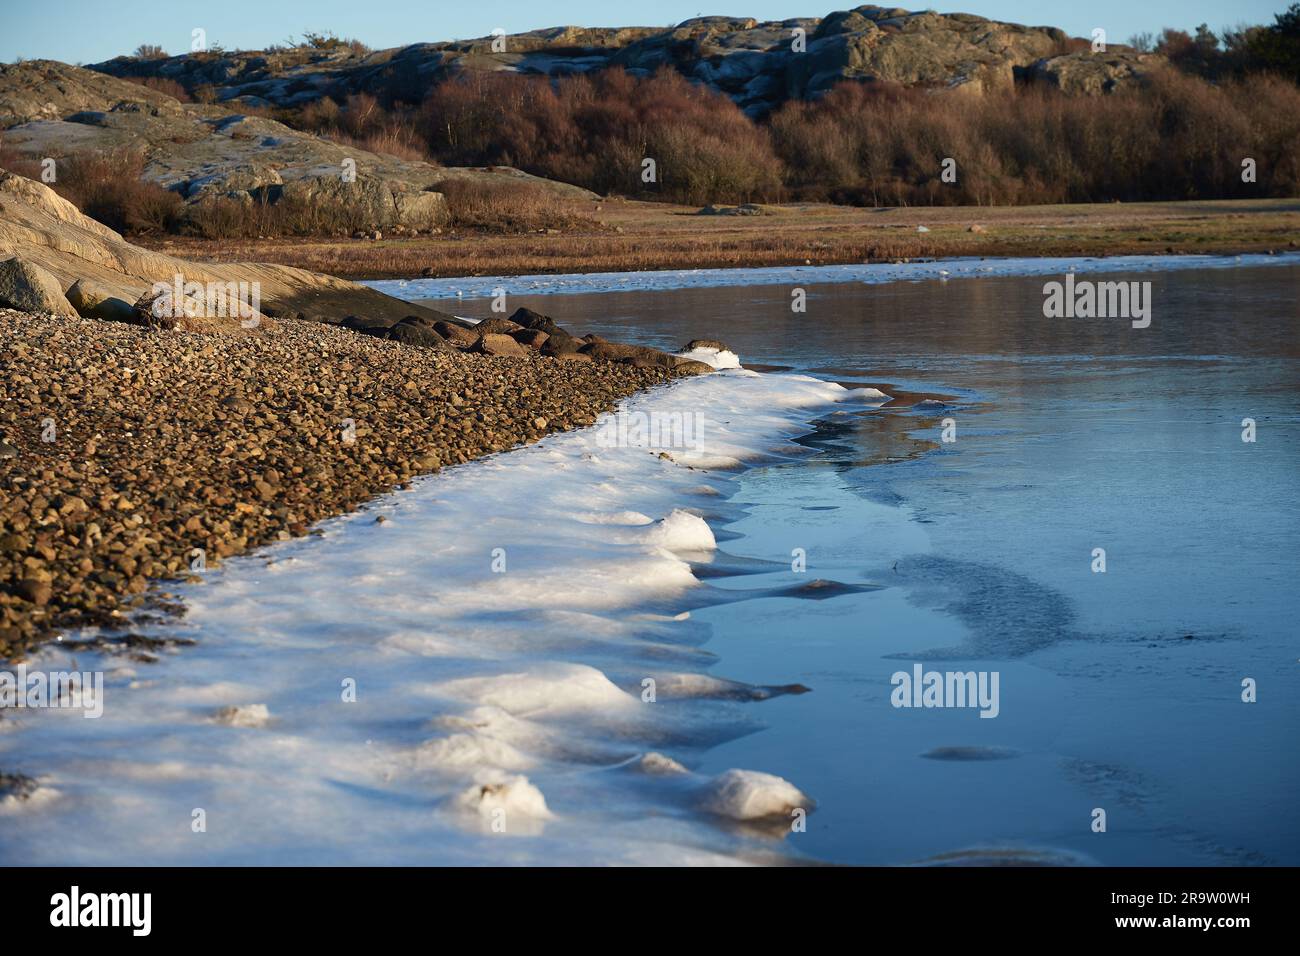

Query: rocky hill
88,6,1159,116
0,61,595,230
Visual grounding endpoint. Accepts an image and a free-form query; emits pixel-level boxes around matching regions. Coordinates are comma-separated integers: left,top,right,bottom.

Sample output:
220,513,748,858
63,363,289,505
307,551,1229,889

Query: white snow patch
643,509,716,553
453,773,554,827
432,663,638,719
677,347,741,369
0,368,851,864
576,510,654,526
698,769,813,821
415,733,534,772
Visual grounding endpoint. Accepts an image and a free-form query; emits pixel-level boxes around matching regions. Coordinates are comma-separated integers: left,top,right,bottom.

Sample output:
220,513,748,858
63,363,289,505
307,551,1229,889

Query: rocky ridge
87,6,1160,117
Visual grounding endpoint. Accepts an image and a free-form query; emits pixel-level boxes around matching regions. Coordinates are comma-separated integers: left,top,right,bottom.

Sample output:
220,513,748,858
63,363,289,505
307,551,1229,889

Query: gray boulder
394,190,448,229
1028,51,1159,95
386,318,449,349
471,332,528,358
0,257,78,316
66,278,137,322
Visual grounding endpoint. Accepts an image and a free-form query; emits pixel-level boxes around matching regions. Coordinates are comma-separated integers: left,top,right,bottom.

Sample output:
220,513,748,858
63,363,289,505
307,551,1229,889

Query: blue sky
3,1,1288,65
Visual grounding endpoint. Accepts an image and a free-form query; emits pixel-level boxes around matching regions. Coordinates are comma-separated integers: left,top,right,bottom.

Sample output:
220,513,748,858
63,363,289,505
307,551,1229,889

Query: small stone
17,578,52,606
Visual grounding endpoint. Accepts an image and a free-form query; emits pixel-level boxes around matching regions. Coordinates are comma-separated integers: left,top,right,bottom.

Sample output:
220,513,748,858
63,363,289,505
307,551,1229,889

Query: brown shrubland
13,61,1299,239
768,71,1300,205
40,148,183,234
418,69,782,204
122,75,192,102
437,179,592,232
400,66,1300,207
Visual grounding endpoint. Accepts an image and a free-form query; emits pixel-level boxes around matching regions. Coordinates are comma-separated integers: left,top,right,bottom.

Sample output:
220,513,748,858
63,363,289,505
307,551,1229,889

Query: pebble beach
0,308,687,657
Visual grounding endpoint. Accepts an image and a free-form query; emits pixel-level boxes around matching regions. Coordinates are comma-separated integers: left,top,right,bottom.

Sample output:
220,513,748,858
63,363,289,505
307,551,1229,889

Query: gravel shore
0,308,681,658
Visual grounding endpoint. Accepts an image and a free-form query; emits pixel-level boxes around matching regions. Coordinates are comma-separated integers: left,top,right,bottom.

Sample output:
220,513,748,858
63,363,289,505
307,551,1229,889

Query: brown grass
184,192,374,239
439,179,593,232
139,197,1300,279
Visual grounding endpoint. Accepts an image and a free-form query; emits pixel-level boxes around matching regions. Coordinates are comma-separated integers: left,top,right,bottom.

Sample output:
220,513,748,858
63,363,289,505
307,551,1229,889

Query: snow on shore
0,368,874,864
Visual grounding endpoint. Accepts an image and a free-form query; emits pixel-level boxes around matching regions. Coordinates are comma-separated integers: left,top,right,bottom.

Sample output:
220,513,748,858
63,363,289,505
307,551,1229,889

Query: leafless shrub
122,76,192,102
48,149,183,233
184,192,374,239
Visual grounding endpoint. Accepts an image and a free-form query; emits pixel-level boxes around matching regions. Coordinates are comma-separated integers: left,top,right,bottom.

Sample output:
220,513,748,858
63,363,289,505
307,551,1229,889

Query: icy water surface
429,261,1300,865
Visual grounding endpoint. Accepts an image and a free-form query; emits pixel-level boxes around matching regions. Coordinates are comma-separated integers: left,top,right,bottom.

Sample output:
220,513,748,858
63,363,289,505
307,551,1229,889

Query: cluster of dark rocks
0,303,713,659
331,305,716,373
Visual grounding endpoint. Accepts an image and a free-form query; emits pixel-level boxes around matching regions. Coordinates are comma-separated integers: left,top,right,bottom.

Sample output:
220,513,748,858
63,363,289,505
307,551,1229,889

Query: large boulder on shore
66,278,136,322
472,332,529,358
473,317,524,335
0,168,458,328
510,328,550,350
434,320,479,346
0,256,77,316
342,313,395,336
509,307,566,337
386,317,449,349
540,331,584,356
580,340,681,369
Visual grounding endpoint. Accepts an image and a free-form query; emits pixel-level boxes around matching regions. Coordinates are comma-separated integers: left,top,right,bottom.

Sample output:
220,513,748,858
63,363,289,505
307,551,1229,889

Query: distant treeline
259,65,1295,208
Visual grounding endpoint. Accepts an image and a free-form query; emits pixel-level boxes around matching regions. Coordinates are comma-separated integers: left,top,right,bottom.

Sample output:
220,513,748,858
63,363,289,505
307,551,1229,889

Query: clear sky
2,0,1288,65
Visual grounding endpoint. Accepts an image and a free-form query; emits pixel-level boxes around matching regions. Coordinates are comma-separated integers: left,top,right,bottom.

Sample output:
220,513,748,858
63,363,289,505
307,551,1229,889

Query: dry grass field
142,197,1300,279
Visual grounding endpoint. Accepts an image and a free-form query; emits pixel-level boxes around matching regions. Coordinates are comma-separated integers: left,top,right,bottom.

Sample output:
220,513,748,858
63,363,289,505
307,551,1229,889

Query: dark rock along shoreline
0,306,706,660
